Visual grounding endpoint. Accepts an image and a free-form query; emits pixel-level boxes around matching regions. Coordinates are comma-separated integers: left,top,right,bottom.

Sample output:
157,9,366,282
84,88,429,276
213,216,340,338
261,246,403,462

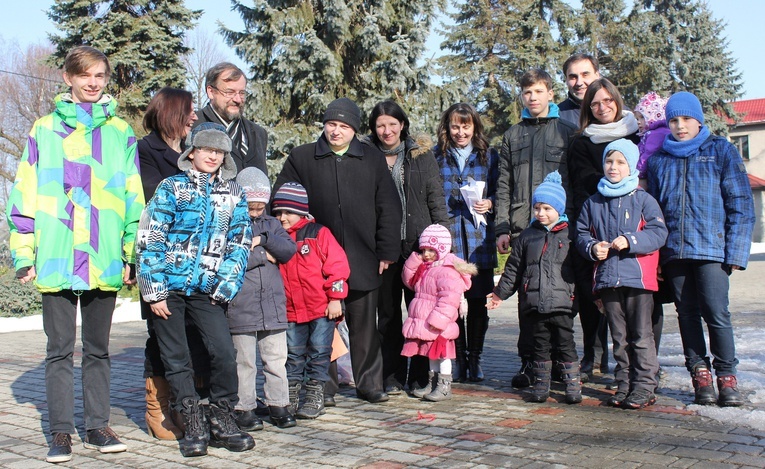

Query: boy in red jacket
273,183,350,419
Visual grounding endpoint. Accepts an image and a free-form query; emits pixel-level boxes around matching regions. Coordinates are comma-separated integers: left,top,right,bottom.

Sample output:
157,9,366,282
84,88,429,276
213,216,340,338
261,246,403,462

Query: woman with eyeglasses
138,87,204,441
567,78,640,383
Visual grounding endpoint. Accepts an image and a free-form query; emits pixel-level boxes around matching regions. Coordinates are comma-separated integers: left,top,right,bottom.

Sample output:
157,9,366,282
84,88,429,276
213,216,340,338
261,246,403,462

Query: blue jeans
286,318,334,384
664,260,738,376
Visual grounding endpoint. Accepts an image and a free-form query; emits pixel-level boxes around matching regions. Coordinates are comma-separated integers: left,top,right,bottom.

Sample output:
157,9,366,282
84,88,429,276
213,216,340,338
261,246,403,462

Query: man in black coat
194,62,268,175
274,98,402,403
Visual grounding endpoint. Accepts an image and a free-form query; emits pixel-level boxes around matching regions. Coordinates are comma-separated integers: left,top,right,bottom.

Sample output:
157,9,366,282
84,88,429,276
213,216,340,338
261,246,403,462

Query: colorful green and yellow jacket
6,93,144,292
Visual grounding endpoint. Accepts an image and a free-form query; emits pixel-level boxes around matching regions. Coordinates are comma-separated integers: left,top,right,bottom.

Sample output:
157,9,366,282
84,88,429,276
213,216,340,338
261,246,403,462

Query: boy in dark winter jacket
576,139,667,409
228,167,297,431
488,171,581,404
647,91,755,408
495,68,577,388
136,122,255,457
273,183,351,420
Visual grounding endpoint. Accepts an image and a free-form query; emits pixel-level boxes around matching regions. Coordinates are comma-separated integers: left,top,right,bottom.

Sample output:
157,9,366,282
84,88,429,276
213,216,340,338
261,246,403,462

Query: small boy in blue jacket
576,139,667,409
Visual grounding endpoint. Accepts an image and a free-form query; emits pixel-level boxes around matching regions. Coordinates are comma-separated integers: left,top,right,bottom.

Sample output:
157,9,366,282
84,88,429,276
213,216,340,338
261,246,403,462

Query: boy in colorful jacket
6,46,143,463
136,122,254,457
576,139,667,409
647,92,755,408
272,183,350,420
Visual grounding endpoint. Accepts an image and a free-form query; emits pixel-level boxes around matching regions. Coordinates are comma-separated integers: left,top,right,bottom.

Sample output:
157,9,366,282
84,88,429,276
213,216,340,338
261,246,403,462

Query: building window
731,135,749,160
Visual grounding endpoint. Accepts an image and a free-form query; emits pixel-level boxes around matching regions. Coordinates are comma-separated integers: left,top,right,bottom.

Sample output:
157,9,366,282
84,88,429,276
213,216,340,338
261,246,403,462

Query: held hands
591,241,610,260
486,293,503,310
150,300,172,320
326,300,343,320
611,235,629,251
473,199,492,214
496,234,510,254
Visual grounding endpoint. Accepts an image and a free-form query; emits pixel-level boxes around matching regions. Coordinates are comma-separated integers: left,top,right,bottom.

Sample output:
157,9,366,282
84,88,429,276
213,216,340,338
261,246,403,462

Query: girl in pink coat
401,224,477,401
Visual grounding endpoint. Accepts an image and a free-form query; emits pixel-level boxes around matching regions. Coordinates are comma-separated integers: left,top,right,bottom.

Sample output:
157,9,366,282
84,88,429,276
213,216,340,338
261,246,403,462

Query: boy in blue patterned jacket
647,92,755,408
576,139,667,409
136,122,254,457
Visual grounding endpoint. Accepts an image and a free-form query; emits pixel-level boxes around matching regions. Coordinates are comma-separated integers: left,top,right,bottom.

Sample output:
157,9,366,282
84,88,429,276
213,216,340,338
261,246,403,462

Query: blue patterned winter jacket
136,154,253,304
646,134,754,269
434,145,499,270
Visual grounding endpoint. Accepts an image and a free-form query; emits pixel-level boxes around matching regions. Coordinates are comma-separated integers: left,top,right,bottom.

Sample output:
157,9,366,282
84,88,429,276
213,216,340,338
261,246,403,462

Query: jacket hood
177,144,238,181
358,133,434,160
55,93,117,129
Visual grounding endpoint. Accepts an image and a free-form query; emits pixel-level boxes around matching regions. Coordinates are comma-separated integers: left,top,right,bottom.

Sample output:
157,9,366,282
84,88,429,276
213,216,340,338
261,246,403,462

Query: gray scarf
381,141,407,239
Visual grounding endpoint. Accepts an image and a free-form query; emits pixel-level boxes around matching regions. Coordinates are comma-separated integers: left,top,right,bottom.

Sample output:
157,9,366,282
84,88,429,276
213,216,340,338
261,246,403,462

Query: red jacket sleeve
318,226,351,300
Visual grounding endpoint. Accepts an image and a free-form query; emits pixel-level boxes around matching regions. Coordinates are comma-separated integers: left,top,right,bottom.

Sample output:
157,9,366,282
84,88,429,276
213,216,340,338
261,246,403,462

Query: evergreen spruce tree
439,0,575,142
47,0,201,120
222,0,446,159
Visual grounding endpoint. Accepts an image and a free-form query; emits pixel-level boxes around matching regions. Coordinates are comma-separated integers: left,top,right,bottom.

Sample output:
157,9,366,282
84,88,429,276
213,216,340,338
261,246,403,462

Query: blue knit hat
272,182,310,217
665,91,704,124
532,171,566,216
603,138,639,176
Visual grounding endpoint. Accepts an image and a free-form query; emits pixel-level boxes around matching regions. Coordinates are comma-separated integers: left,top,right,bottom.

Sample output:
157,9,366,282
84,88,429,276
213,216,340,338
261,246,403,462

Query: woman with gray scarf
362,101,448,396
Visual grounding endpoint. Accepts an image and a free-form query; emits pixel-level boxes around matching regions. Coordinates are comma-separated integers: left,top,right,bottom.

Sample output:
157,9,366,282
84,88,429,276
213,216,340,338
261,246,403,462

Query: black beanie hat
323,97,361,132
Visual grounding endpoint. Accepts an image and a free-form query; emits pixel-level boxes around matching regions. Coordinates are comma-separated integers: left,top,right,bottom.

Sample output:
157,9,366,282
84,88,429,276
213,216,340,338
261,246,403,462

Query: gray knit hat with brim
323,97,361,132
178,122,237,180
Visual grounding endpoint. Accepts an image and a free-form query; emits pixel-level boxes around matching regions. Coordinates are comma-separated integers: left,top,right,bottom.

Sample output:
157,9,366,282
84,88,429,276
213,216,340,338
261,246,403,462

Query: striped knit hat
419,224,452,261
272,182,310,217
532,171,566,216
236,167,271,203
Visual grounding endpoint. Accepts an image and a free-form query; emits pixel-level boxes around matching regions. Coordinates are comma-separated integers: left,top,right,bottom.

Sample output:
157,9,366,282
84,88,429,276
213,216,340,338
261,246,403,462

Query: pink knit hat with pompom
634,91,668,127
419,224,452,260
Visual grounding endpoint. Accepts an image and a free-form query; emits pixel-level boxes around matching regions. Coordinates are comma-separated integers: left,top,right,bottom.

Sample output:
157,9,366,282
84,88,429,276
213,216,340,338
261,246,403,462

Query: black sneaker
83,427,127,453
607,391,628,407
623,389,657,409
46,433,72,463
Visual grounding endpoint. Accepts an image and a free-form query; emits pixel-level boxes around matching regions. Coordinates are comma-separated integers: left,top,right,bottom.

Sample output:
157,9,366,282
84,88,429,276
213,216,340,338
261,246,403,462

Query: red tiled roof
750,174,765,189
729,98,765,126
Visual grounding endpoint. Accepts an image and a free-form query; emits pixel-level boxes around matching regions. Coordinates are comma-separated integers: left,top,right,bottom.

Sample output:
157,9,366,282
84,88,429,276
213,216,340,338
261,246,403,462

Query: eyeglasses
196,147,225,157
590,97,615,110
211,86,249,99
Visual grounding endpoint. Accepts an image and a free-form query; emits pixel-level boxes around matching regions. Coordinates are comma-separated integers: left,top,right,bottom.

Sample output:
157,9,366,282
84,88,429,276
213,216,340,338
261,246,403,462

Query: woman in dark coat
567,78,640,381
137,87,201,440
361,100,448,395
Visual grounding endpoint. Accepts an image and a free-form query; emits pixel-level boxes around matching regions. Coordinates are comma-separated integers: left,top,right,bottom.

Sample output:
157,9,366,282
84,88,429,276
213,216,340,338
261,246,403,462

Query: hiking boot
410,371,436,398
46,433,72,463
423,373,452,401
288,381,302,415
511,359,534,388
560,362,582,404
83,427,127,453
234,409,264,431
179,398,209,457
207,399,255,452
691,364,716,405
385,383,404,395
296,379,325,419
607,390,628,407
269,405,297,428
623,389,657,409
529,361,552,403
717,375,745,407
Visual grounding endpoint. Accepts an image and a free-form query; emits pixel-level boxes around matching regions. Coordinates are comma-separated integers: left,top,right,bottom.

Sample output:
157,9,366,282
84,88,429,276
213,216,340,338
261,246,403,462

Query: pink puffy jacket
401,252,476,342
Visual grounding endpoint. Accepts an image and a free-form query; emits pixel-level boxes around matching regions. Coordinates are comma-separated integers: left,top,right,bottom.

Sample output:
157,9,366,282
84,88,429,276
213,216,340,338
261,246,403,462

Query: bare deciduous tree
181,27,228,109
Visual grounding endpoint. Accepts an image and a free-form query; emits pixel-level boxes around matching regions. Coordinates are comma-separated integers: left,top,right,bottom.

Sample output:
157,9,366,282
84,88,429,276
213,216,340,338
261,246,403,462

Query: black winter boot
454,318,468,382
467,300,489,382
529,361,552,403
691,364,717,405
268,405,297,428
288,381,302,415
511,358,534,388
207,399,255,452
296,379,325,419
717,375,744,407
559,362,582,404
179,398,208,457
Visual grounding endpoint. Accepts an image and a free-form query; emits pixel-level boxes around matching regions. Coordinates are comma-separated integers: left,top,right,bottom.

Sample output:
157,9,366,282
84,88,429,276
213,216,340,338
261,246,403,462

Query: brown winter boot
145,377,183,440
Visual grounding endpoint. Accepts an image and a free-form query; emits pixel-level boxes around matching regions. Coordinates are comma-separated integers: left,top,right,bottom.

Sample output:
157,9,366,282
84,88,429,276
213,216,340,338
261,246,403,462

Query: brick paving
1,256,764,467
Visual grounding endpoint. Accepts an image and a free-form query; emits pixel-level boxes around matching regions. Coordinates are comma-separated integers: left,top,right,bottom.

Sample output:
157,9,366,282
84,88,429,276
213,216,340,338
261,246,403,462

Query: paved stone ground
1,256,765,467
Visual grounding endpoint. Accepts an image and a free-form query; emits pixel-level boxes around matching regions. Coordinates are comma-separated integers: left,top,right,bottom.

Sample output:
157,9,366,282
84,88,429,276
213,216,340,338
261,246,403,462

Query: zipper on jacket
679,157,687,258
190,176,213,295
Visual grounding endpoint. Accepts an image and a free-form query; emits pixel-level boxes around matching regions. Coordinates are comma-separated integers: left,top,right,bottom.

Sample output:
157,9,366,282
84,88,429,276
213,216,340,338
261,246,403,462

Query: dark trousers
42,289,117,434
378,261,428,388
601,287,659,392
529,311,578,363
152,292,239,412
345,289,384,395
573,255,609,371
664,260,738,375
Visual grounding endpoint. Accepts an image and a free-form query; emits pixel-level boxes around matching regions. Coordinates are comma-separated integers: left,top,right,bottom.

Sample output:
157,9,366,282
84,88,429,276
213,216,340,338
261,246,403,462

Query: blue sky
2,1,762,99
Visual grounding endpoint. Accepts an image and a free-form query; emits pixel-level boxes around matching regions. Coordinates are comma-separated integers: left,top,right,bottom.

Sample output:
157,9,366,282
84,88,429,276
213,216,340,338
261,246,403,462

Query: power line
0,69,59,84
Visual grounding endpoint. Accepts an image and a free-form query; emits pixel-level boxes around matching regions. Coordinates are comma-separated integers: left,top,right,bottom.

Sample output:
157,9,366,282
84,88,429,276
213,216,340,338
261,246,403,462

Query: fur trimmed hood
359,133,435,160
